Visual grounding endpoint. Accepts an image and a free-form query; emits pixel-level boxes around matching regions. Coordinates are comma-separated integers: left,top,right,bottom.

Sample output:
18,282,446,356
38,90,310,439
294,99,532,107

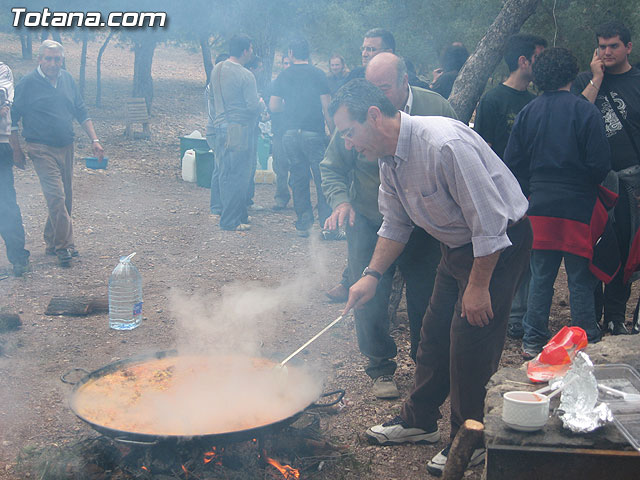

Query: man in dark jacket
505,48,611,358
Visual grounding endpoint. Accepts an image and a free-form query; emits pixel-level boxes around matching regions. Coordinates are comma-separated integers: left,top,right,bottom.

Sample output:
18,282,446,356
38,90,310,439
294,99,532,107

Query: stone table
484,335,640,479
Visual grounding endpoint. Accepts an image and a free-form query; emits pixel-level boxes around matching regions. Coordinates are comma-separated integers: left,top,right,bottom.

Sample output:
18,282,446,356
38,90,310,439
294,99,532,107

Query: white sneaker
426,444,485,476
366,416,440,445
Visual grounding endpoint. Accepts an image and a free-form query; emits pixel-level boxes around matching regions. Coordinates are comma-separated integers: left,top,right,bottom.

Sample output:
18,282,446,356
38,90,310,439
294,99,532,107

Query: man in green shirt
321,53,457,399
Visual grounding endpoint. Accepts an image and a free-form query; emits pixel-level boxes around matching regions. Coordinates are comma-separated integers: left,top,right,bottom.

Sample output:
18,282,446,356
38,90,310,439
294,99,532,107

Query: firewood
442,419,484,480
46,296,109,316
0,313,21,333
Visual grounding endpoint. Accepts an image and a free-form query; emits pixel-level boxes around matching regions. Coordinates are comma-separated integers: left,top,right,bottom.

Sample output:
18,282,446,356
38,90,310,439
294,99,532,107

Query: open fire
13,409,349,479
203,445,224,465
265,454,301,479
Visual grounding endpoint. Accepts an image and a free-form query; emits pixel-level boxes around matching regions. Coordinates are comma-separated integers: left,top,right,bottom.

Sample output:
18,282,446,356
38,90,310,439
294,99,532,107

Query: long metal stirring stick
279,314,345,367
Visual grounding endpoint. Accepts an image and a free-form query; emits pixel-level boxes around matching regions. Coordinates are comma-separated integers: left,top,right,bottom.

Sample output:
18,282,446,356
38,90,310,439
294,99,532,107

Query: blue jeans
509,267,530,328
207,134,221,215
271,133,290,206
523,250,601,351
0,145,29,266
347,214,441,378
282,130,331,230
246,126,259,207
213,126,252,230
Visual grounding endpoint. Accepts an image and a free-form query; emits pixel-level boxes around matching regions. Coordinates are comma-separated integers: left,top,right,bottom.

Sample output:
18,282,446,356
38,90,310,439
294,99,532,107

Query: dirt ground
0,33,636,480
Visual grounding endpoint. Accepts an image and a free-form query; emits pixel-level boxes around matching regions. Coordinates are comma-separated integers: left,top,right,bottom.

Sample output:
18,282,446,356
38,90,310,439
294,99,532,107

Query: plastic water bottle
108,252,143,330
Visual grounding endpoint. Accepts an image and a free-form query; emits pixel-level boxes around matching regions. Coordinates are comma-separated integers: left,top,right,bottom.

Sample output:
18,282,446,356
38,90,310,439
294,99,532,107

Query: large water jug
181,149,197,182
108,252,143,330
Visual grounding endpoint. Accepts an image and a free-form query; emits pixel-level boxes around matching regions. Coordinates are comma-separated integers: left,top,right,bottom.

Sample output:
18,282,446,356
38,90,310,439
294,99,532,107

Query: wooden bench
124,97,151,139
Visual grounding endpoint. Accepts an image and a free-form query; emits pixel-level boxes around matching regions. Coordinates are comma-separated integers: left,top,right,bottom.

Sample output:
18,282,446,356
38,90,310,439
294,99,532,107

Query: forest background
1,0,638,116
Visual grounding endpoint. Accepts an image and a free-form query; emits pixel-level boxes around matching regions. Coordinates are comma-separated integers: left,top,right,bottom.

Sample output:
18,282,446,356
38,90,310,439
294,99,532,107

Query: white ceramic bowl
502,391,550,432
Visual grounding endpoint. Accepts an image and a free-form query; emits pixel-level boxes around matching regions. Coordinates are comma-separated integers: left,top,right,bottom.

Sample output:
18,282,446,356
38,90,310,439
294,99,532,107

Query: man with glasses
321,55,457,399
10,40,103,268
345,28,396,82
332,79,531,474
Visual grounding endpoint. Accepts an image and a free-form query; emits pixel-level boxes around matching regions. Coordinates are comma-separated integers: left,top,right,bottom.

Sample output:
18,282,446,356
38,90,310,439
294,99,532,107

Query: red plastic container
527,326,588,383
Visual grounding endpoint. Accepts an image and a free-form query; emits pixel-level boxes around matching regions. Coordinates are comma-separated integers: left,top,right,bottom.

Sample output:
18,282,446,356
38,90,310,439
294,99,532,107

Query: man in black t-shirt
572,21,640,335
270,38,333,237
475,33,546,340
475,34,547,159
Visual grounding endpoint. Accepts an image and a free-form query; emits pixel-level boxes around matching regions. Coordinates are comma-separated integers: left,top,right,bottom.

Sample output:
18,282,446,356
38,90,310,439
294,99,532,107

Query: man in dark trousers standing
474,33,547,339
572,20,640,335
270,38,333,237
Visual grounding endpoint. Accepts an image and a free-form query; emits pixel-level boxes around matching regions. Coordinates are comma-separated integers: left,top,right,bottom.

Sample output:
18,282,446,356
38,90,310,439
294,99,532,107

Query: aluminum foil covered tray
594,364,640,451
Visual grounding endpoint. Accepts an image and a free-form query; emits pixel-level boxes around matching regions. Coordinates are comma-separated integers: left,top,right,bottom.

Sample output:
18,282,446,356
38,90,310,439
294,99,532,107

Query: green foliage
524,0,639,70
3,1,638,83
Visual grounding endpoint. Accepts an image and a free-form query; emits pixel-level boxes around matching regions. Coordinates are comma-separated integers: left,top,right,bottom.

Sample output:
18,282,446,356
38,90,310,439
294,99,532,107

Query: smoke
170,236,331,358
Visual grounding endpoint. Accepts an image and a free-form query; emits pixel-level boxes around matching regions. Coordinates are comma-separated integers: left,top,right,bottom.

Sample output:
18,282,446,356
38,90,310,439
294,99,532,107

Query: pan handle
114,437,159,446
308,389,345,408
60,368,90,385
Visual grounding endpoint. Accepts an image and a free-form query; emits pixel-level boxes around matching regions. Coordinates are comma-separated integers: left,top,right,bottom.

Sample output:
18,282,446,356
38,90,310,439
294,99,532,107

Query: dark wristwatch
362,267,382,280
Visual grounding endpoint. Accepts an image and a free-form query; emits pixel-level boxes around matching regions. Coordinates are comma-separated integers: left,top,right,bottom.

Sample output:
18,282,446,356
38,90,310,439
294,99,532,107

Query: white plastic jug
181,149,197,182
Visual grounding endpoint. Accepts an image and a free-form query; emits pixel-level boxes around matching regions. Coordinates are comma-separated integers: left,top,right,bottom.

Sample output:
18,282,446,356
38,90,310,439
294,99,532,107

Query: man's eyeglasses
340,126,355,140
360,46,379,54
43,56,63,63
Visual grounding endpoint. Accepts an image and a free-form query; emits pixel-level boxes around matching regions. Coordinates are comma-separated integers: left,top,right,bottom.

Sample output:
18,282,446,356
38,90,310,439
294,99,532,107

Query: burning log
442,419,485,480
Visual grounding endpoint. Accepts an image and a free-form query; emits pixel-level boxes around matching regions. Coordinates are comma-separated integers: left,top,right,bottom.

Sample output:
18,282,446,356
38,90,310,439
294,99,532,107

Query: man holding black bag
572,20,640,334
208,34,261,231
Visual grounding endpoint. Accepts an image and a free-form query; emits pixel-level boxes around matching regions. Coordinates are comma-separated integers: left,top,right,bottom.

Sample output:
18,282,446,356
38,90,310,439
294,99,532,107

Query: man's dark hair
364,28,396,53
440,44,469,72
245,56,262,71
214,53,230,64
596,20,632,45
532,47,578,92
229,34,252,58
289,37,310,61
328,78,397,122
504,33,548,72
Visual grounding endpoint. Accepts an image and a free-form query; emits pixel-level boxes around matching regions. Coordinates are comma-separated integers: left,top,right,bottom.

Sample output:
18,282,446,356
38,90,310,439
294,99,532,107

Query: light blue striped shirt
378,112,528,257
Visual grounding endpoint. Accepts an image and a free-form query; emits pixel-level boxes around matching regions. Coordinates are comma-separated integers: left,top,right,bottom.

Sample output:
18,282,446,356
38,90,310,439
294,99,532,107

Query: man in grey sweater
208,34,261,231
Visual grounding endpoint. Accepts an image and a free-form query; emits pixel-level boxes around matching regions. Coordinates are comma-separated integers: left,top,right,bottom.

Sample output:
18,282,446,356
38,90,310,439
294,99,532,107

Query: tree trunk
19,31,32,60
132,32,157,114
79,30,88,98
199,35,213,87
448,0,541,123
96,30,115,108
